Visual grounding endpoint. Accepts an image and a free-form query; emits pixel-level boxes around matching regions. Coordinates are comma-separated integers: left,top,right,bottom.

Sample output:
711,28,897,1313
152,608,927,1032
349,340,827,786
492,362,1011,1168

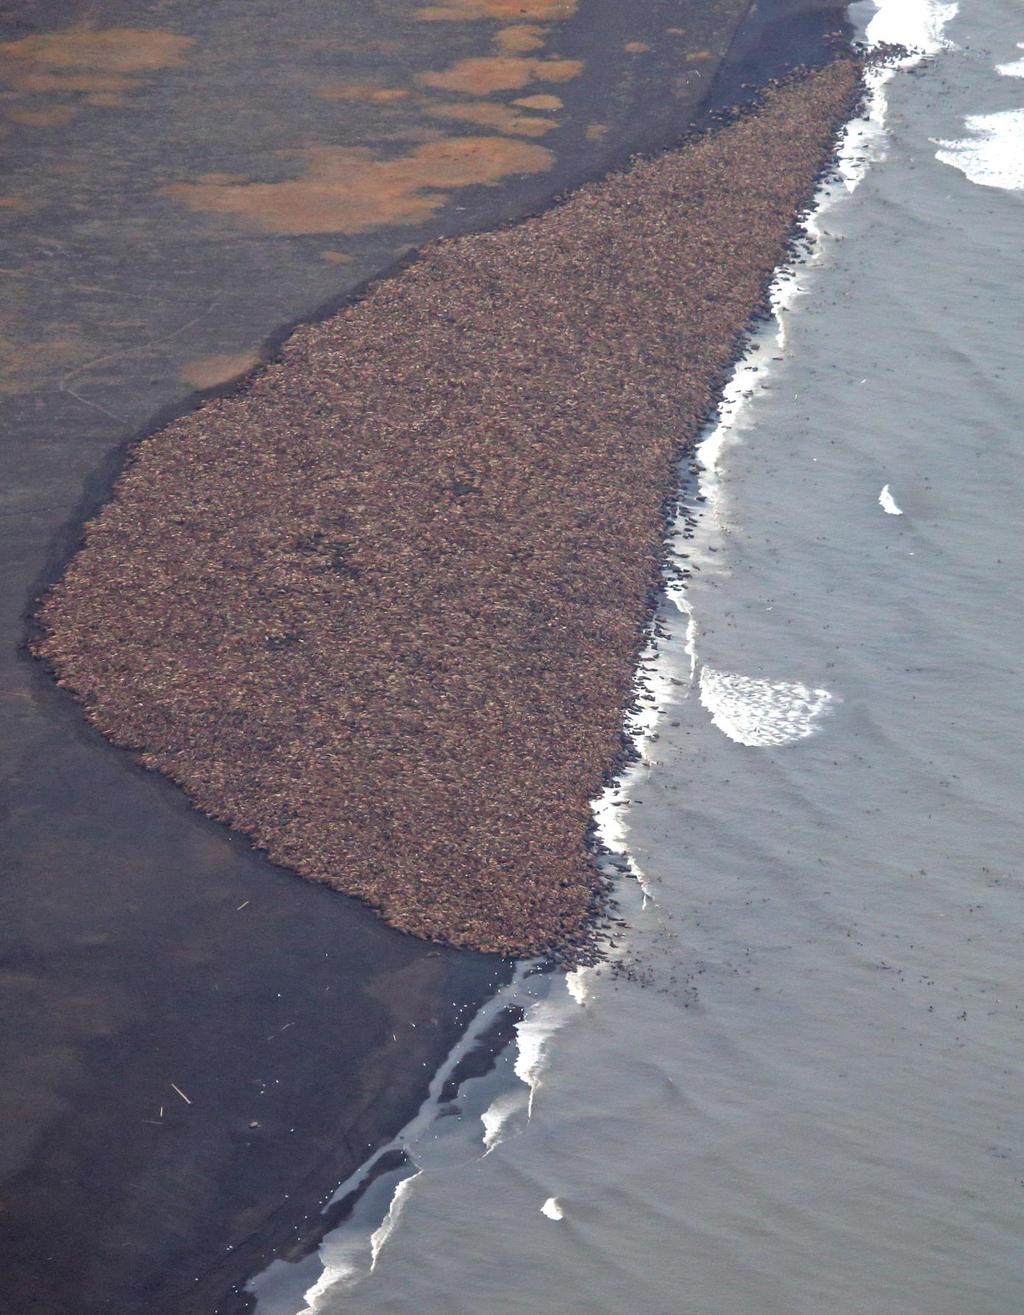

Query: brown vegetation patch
416,55,583,96
425,100,556,136
0,24,193,124
0,26,193,76
35,62,862,957
494,26,547,54
163,137,554,235
179,353,261,391
415,0,576,19
512,93,563,110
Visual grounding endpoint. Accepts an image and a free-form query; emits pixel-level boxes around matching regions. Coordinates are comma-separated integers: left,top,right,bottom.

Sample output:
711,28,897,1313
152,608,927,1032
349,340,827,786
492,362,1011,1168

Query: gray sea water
249,0,1024,1310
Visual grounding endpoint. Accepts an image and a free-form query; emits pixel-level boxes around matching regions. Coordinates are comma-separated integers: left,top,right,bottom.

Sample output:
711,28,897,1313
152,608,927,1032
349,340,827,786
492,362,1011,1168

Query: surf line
324,4,964,1294
244,15,963,1308
241,960,573,1313
452,0,967,1282
588,0,959,936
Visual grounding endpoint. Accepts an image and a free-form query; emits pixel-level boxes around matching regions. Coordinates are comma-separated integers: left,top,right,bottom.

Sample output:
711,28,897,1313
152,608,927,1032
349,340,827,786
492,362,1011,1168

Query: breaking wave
698,668,838,748
935,109,1024,191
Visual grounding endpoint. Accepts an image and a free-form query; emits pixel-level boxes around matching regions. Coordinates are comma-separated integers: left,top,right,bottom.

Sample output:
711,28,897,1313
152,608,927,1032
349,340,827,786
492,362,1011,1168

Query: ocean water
249,0,1024,1310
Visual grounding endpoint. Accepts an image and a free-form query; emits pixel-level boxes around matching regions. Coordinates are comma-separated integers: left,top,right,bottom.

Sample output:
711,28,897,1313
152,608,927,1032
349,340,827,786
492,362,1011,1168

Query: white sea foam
480,1089,527,1154
368,1173,421,1270
565,966,592,1005
514,998,573,1117
247,965,572,1312
879,483,903,514
477,969,596,1155
295,1252,361,1313
864,0,957,54
586,0,965,935
540,1197,564,1220
829,0,958,198
934,109,1024,191
996,42,1024,79
294,1172,423,1313
699,668,837,747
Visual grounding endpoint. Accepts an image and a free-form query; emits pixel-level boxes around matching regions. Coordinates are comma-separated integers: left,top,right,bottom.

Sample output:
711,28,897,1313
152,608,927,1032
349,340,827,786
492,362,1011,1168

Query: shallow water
269,0,1024,1310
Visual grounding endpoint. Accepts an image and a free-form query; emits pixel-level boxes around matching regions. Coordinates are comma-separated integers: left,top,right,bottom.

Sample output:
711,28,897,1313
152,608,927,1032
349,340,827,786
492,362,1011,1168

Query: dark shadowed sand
34,60,863,958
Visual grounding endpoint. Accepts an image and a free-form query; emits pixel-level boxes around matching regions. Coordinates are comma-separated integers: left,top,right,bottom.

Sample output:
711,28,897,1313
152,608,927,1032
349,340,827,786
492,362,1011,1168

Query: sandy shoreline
0,3,854,1308
33,59,863,960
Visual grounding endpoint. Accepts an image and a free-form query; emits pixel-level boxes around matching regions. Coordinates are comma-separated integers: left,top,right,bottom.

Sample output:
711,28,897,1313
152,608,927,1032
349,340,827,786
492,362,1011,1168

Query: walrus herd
33,59,863,958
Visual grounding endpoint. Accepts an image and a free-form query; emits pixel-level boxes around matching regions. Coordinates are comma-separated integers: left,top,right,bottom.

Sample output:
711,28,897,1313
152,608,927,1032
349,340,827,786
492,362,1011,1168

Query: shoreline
0,3,857,1309
33,59,866,960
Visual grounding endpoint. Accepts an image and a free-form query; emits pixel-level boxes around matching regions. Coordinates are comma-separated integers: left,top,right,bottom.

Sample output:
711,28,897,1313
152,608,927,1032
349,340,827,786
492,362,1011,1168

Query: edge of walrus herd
32,57,868,960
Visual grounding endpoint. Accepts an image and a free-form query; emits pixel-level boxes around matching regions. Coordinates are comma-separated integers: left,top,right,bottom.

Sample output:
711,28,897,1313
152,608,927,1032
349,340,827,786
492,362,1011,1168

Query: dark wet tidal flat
0,0,853,1310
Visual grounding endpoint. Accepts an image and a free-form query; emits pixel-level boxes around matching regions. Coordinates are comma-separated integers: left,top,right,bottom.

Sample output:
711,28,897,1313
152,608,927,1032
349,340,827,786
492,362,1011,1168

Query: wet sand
0,1,848,1309
34,59,863,959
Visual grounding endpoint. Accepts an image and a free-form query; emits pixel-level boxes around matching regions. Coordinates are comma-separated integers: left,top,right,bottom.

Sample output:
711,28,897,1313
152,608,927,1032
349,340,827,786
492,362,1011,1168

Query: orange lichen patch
624,41,651,53
417,56,582,96
494,25,546,53
666,27,685,35
6,104,77,126
317,82,411,103
426,100,556,137
0,26,193,76
164,137,553,235
0,25,193,117
320,249,353,263
179,352,260,391
415,0,576,19
512,93,563,109
584,121,608,140
686,50,716,61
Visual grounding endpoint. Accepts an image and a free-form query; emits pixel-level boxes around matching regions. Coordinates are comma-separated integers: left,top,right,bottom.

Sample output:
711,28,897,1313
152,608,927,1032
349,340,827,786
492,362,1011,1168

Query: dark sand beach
1,0,851,1309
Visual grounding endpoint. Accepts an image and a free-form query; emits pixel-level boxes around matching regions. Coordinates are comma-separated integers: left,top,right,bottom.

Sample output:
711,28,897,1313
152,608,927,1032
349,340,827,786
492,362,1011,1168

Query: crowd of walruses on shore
33,59,863,958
